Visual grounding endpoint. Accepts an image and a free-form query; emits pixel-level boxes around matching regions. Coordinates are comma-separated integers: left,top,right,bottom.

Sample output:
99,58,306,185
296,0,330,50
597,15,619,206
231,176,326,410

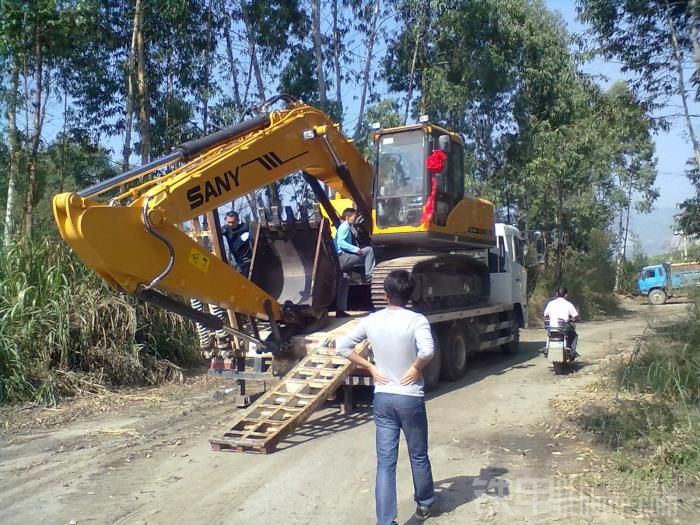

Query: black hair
226,210,239,220
556,287,568,298
384,270,416,307
341,208,357,221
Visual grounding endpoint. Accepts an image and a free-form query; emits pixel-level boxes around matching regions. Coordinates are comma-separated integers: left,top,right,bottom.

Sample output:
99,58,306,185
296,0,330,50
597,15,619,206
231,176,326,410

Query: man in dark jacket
222,211,252,277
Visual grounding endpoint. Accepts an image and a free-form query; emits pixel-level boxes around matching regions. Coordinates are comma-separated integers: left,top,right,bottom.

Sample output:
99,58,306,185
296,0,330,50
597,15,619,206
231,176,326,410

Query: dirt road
0,303,689,524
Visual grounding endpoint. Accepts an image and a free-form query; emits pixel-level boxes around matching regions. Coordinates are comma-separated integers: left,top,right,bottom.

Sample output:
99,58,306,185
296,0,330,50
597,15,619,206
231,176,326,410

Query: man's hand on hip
369,364,388,385
400,365,421,385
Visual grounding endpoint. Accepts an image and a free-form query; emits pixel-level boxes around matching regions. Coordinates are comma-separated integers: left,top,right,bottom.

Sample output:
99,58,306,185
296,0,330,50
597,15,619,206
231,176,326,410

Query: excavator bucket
249,206,339,319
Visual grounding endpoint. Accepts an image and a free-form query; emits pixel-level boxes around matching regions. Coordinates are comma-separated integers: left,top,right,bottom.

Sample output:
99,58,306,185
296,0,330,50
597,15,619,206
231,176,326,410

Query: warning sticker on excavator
188,248,211,273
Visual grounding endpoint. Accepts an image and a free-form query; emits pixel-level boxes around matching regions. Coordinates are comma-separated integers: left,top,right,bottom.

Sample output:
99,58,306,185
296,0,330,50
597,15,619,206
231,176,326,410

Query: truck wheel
648,289,667,305
441,323,470,381
423,328,443,392
501,316,520,355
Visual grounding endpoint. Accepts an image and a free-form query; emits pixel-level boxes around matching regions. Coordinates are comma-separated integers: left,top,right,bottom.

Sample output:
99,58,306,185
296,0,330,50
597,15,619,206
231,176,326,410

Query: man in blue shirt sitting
335,207,376,279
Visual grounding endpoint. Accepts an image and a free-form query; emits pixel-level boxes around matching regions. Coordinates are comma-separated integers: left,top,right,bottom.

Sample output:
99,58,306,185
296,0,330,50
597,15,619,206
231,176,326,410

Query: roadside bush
621,293,700,405
579,293,700,481
616,253,648,296
0,237,199,404
528,229,620,324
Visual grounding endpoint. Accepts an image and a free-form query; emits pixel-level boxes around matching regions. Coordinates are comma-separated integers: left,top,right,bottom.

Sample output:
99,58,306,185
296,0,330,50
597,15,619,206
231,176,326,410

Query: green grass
0,237,199,405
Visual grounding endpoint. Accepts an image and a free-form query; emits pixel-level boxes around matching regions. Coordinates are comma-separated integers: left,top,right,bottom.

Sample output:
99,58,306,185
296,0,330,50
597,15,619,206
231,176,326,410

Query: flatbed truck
208,223,532,452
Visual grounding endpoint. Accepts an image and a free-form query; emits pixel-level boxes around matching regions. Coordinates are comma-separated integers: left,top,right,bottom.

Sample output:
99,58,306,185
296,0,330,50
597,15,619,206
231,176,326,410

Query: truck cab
488,223,528,327
637,263,672,305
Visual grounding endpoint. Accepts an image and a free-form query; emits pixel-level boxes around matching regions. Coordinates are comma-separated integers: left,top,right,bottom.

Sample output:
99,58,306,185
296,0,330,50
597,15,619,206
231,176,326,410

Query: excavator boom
53,100,372,327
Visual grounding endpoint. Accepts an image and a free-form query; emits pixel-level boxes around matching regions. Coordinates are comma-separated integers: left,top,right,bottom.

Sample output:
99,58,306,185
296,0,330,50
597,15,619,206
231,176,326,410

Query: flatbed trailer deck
208,301,521,453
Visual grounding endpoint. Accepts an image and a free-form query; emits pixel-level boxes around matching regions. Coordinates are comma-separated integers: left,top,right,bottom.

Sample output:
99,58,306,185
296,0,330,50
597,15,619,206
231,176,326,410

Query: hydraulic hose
140,195,175,291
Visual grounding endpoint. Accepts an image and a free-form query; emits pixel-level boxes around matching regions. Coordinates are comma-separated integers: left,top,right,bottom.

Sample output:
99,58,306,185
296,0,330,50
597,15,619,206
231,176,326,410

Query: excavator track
371,254,490,312
371,256,434,308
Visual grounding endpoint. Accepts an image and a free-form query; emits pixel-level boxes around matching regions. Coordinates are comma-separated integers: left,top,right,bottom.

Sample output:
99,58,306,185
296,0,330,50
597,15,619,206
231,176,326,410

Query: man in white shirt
336,270,435,525
544,287,579,350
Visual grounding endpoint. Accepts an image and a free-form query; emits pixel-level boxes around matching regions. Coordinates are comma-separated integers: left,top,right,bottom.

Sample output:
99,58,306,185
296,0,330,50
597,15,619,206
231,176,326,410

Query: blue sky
546,0,698,255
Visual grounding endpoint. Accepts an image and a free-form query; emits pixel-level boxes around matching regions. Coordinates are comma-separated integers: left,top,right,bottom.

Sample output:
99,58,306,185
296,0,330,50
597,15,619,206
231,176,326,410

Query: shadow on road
277,404,374,451
275,340,548,450
276,338,549,450
553,360,588,375
427,340,544,401
401,466,510,524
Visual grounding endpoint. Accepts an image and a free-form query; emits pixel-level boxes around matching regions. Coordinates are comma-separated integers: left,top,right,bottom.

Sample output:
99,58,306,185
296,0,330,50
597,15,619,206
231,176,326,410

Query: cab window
375,130,426,227
644,269,656,279
449,143,464,204
514,237,525,266
489,235,506,273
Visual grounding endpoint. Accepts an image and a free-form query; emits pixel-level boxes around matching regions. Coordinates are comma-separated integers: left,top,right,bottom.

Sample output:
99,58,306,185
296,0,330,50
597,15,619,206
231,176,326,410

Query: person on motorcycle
544,288,579,353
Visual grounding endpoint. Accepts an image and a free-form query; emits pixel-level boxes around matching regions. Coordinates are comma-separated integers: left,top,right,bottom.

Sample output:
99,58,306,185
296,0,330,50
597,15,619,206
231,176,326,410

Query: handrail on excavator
79,113,272,199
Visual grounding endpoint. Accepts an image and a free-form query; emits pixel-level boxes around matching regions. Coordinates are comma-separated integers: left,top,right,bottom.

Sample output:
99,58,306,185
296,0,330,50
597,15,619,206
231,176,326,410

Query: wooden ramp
210,341,369,453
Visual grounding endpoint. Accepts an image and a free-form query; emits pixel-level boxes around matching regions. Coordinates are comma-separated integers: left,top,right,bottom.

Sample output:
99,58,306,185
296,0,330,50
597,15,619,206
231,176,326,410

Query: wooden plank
210,340,369,453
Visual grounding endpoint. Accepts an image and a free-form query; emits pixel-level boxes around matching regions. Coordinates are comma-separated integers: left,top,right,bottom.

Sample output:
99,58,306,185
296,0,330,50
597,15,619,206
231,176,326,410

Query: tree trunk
665,0,700,170
224,11,243,112
122,0,139,172
311,0,326,109
332,0,342,120
134,0,151,163
58,75,68,194
354,0,380,141
555,177,564,285
202,0,213,133
613,181,633,293
404,19,422,125
25,21,44,236
241,0,266,102
3,62,20,246
244,192,259,220
691,0,700,85
621,184,632,277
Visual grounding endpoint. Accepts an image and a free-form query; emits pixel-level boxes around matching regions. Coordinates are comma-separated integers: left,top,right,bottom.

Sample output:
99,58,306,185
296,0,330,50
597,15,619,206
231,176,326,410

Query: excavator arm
53,99,372,329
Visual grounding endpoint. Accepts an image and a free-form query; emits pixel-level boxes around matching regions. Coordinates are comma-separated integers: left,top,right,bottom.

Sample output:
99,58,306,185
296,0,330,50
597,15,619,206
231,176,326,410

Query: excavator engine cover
249,206,338,322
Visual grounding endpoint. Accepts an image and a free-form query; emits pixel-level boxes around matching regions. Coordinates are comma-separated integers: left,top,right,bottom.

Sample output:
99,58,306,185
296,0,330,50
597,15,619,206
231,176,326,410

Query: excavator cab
373,124,463,230
371,122,494,253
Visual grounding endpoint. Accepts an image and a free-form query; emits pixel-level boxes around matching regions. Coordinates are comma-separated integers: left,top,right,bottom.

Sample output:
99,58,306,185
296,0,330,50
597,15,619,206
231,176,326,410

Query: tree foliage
0,0,676,400
578,0,699,235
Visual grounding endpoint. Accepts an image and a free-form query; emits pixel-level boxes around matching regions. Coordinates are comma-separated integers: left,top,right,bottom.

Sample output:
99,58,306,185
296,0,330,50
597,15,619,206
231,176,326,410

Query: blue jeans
374,393,434,525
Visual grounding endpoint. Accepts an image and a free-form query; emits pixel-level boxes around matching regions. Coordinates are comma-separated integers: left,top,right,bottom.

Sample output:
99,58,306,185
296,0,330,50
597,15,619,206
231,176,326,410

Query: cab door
511,234,527,306
638,266,661,294
432,133,464,226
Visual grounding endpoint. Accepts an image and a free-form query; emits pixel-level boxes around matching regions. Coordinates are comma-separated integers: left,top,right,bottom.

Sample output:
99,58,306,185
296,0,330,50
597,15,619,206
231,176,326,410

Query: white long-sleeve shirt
336,308,434,397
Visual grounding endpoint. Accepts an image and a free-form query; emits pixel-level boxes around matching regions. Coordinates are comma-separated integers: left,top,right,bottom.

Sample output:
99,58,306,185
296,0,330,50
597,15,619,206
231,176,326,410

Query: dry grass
0,237,198,404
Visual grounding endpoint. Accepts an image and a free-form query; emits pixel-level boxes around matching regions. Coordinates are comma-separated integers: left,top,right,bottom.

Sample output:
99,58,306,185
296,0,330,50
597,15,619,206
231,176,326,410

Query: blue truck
637,262,700,305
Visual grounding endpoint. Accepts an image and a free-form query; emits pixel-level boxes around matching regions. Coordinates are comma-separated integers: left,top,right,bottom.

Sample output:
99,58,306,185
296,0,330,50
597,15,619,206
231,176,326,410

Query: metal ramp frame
210,333,369,454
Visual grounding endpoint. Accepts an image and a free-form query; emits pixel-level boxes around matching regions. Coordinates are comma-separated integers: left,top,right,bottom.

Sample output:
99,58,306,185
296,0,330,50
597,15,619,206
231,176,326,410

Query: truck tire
648,289,667,305
501,312,520,355
441,323,470,381
423,328,443,392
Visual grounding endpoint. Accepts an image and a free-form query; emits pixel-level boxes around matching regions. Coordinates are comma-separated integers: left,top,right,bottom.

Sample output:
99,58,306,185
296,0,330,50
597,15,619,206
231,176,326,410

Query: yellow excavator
53,96,495,353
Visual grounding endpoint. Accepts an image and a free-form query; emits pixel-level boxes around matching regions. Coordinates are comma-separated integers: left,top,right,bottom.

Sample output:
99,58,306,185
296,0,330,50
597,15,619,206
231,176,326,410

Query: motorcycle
544,318,578,374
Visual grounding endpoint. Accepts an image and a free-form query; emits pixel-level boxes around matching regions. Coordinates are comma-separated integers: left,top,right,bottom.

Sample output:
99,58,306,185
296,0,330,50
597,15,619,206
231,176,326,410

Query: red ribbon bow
420,150,447,226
